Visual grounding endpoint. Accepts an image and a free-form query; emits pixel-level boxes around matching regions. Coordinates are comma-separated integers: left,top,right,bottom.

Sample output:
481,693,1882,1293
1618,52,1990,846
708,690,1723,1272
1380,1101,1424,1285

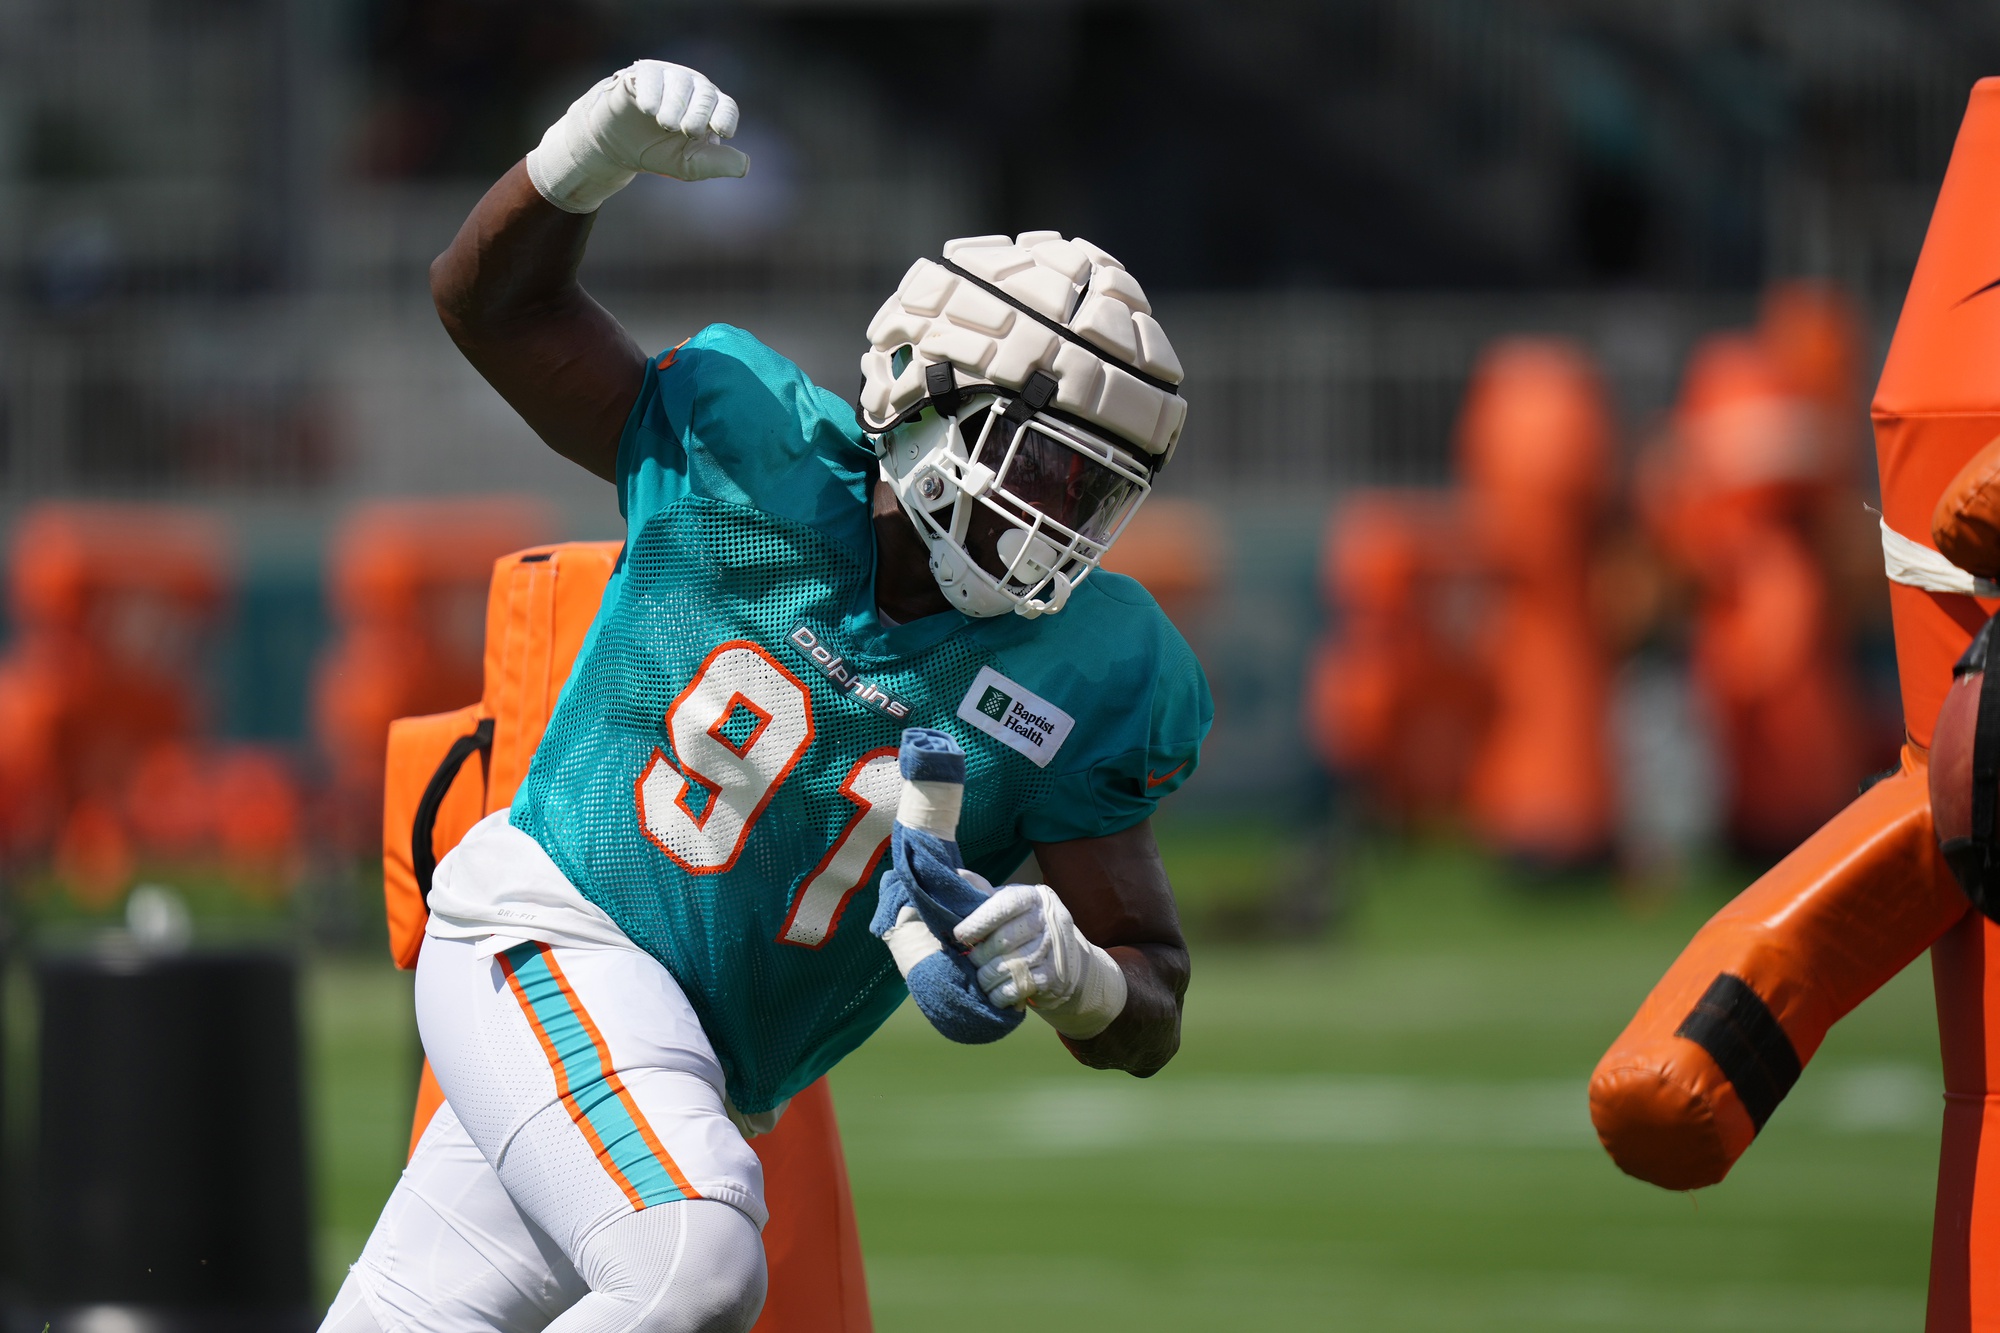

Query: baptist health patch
955,666,1074,768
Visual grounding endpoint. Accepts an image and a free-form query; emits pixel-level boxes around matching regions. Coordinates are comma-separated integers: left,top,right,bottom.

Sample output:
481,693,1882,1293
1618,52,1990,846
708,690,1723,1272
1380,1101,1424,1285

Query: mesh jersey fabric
511,323,1212,1113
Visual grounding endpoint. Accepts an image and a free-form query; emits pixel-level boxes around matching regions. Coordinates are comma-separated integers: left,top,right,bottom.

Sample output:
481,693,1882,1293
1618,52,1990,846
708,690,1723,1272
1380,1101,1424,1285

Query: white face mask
877,394,1152,619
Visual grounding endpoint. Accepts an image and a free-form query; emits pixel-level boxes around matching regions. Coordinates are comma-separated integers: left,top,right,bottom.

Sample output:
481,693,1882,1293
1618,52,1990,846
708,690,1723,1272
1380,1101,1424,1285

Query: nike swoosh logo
1146,762,1188,789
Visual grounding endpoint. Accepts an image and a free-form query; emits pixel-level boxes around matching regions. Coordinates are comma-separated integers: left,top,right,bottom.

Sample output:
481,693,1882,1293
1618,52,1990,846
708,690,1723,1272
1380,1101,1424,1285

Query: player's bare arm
431,61,746,483
430,161,643,483
1032,821,1189,1076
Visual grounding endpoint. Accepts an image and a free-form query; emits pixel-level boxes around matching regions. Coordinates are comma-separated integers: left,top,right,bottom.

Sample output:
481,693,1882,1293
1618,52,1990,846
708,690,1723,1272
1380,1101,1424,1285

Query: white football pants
323,931,769,1332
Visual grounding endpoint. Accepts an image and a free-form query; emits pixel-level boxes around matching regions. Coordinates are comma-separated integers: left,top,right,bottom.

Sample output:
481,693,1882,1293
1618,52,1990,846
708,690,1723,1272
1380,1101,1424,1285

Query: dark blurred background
6,0,1990,487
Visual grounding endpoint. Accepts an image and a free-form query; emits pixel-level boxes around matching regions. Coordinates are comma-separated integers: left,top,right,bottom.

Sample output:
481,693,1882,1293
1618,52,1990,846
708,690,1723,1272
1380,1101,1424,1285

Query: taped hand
954,883,1128,1040
868,728,1023,1044
527,60,747,214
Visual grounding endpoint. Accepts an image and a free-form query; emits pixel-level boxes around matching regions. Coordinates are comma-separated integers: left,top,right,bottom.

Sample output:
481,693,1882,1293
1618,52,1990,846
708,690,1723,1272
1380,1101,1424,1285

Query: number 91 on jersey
634,641,905,950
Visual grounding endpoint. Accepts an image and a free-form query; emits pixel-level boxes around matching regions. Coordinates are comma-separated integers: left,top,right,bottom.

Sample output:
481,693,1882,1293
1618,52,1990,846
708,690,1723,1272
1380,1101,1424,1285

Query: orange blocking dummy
0,503,302,900
0,505,217,879
1641,329,1872,859
313,496,552,853
386,542,872,1333
1304,492,1487,824
1456,338,1617,865
1306,340,1616,862
1761,280,1867,460
1590,79,2000,1331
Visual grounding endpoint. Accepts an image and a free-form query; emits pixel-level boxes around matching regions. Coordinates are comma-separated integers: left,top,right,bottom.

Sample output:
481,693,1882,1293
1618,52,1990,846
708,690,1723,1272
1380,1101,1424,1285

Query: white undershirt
425,810,638,958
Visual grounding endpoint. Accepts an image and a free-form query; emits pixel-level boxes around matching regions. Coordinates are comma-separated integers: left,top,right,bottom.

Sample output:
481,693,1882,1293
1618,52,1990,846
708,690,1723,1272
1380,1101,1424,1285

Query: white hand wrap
880,867,992,979
881,904,942,976
896,778,964,839
953,883,1128,1040
525,60,747,214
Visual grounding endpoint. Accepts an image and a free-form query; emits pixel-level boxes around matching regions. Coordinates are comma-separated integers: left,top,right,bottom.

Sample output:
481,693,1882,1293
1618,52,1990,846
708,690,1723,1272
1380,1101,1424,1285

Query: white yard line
858,1064,1942,1157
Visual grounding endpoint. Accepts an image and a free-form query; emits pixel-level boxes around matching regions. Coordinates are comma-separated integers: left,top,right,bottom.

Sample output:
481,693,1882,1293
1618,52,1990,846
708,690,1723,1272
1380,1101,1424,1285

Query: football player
322,60,1209,1333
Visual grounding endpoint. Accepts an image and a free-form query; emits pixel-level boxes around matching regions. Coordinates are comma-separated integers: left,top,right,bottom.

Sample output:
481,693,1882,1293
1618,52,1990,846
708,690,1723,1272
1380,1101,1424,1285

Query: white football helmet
857,231,1187,618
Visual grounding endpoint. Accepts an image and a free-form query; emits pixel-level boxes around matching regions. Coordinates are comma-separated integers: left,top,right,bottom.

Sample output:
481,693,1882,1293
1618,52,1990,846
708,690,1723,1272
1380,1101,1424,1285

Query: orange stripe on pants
408,1068,872,1330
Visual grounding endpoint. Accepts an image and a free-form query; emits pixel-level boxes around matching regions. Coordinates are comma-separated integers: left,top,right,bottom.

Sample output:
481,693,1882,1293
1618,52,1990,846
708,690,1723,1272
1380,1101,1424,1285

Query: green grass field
307,835,1943,1331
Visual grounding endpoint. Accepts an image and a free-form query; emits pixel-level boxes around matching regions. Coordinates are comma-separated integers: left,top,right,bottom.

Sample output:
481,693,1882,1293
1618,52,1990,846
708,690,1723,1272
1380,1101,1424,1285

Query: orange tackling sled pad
384,541,872,1332
1591,79,2000,1332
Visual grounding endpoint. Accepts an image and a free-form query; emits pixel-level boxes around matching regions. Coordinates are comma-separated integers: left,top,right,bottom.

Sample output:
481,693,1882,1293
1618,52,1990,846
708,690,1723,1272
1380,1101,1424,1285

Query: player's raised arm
429,62,748,482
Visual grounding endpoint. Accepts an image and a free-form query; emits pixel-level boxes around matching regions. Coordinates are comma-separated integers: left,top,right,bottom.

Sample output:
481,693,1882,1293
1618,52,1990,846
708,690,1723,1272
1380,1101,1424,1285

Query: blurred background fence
2,294,1783,529
0,290,1769,502
0,0,1989,482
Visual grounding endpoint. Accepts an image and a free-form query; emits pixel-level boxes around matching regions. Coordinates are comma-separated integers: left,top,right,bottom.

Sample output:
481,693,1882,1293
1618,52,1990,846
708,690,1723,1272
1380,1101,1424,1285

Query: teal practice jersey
511,324,1212,1113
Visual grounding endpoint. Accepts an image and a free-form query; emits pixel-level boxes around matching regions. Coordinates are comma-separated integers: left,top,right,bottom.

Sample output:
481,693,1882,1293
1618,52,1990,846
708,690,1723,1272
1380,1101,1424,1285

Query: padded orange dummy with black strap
1591,79,2000,1332
1590,754,1962,1188
384,541,872,1333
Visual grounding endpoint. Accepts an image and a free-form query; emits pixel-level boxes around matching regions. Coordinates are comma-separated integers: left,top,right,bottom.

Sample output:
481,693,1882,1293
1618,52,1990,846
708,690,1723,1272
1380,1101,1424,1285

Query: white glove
953,883,1128,1040
526,61,748,214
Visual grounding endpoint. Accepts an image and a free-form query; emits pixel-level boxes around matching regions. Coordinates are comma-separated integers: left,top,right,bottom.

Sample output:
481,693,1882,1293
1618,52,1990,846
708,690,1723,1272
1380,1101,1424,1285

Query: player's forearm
1061,941,1187,1076
1020,824,1189,1074
430,160,645,482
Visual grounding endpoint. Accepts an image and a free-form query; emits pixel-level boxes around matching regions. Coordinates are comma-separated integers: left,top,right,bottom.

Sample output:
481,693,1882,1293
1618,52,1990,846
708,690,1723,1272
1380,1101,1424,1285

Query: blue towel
869,728,1024,1044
